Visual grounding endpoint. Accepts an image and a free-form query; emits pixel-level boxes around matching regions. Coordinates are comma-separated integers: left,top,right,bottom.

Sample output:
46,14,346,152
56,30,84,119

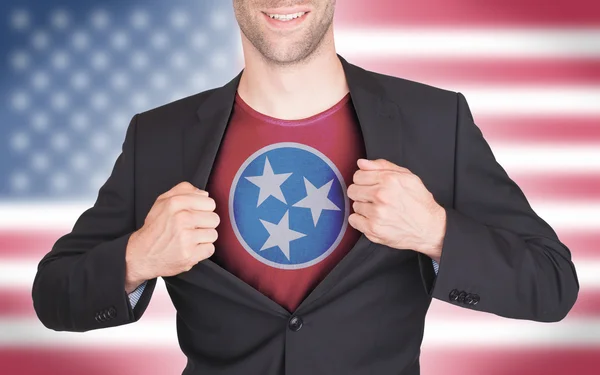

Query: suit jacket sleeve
418,92,579,322
31,114,157,332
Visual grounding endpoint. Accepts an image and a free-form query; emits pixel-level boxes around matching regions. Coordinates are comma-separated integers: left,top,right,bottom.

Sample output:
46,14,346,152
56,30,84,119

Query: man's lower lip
262,12,309,27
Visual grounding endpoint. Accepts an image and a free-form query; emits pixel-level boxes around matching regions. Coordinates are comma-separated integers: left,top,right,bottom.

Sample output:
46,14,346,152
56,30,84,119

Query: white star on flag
259,210,306,260
292,177,341,226
245,156,292,207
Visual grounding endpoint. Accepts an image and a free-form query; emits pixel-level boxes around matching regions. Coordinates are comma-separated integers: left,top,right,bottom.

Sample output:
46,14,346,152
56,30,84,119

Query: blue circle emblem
229,142,349,269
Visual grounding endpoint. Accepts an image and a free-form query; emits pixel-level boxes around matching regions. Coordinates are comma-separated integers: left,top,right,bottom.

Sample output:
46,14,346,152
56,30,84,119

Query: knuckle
179,230,191,247
198,243,215,259
182,262,193,272
382,173,396,186
373,204,385,219
205,242,216,256
206,196,216,211
373,187,387,202
179,181,194,190
168,195,185,212
212,212,221,227
202,209,216,226
403,173,420,186
177,236,190,254
370,223,382,238
347,184,355,197
365,220,377,236
174,210,190,227
202,228,218,242
180,251,192,268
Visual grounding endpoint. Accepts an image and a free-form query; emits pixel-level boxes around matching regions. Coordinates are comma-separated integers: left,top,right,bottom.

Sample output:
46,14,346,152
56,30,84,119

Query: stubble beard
235,1,335,67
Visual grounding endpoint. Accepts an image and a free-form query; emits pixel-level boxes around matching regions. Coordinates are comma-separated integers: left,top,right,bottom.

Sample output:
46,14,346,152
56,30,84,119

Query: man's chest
203,105,366,312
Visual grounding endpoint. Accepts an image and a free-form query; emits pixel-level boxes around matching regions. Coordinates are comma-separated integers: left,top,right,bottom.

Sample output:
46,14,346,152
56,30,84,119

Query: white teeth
267,11,306,21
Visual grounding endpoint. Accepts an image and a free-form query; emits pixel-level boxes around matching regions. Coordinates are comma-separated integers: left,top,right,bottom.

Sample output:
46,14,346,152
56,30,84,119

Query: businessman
32,1,579,374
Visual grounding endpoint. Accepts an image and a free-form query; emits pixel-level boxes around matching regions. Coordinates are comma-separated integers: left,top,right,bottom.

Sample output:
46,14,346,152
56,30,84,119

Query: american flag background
1,0,599,374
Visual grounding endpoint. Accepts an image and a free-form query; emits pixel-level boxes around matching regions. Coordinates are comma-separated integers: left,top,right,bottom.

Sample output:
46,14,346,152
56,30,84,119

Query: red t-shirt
205,92,366,313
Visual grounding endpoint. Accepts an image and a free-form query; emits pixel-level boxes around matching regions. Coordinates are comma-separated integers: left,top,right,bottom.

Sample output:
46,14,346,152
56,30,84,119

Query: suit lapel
182,71,242,192
338,54,405,167
295,55,406,311
181,54,406,314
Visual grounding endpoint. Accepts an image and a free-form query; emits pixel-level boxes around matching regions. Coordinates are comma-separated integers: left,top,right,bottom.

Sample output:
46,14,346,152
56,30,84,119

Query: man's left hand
347,158,446,263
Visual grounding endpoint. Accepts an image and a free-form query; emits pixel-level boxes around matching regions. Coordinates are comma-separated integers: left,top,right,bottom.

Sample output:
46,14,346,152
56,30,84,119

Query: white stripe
422,317,600,348
0,316,598,348
0,200,598,230
528,202,600,231
3,258,599,290
336,28,600,59
0,318,178,348
492,145,600,173
458,86,600,116
0,202,92,230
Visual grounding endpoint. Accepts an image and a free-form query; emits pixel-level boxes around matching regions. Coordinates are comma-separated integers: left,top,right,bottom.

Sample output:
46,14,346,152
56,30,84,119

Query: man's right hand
124,181,220,293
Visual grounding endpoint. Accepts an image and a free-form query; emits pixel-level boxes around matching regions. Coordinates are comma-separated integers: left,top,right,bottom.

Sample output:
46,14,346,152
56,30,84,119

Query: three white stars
244,156,341,260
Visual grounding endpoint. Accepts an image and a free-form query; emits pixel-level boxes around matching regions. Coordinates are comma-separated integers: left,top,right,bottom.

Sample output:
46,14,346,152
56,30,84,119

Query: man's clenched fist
124,181,220,293
347,159,446,263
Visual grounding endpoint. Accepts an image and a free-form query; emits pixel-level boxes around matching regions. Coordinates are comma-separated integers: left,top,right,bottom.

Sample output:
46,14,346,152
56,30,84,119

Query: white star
91,9,110,30
11,10,30,31
130,10,150,30
51,9,70,30
11,171,29,192
292,177,341,226
259,210,306,260
245,156,292,207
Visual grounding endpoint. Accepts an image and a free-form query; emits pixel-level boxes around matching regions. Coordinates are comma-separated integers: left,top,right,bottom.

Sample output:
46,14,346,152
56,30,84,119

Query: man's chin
258,41,315,64
262,50,312,66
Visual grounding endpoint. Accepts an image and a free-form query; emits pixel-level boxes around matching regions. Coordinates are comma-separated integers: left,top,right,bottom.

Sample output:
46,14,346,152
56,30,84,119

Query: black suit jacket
32,54,579,375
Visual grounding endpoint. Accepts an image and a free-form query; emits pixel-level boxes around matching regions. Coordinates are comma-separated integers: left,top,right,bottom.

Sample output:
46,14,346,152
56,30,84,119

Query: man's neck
237,40,349,120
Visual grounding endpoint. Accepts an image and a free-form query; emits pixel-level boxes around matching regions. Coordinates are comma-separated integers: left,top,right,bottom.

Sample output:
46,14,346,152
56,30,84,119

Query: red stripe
0,289,176,318
426,290,600,320
509,173,600,201
355,59,600,85
421,349,600,375
0,349,186,375
1,227,599,258
556,232,600,257
0,348,598,375
3,286,599,319
336,0,600,27
0,231,62,259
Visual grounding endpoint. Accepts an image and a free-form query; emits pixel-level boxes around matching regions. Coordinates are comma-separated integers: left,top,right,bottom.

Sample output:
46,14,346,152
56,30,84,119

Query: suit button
448,289,459,302
102,311,109,320
94,314,101,322
472,294,480,305
288,316,303,332
107,307,117,318
457,291,467,303
465,294,474,305
96,313,105,322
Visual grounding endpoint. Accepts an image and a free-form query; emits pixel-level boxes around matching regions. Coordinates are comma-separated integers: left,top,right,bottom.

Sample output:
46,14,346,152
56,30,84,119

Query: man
32,1,579,374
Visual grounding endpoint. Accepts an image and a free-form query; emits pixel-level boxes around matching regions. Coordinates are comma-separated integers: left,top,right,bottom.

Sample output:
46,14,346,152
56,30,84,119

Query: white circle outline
228,142,349,270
